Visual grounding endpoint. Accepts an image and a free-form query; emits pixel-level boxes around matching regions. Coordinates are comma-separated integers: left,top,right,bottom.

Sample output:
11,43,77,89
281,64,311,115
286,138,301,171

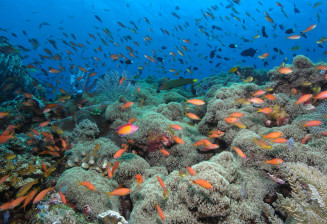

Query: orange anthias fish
105,188,131,199
186,99,205,106
9,196,27,209
257,107,273,114
135,174,143,187
301,120,322,128
264,94,276,101
278,67,293,74
77,181,95,191
0,112,10,119
287,35,301,40
313,90,327,102
249,97,264,104
119,77,126,84
253,137,272,149
316,65,327,71
233,146,246,159
253,90,266,96
185,113,201,120
296,94,312,105
39,121,51,127
116,123,139,136
174,136,184,144
59,190,66,204
0,174,9,184
192,179,213,189
262,132,283,139
272,138,288,143
121,102,133,110
186,166,196,176
264,158,284,165
155,202,165,221
114,148,127,159
170,124,183,130
33,187,54,204
229,112,244,118
225,117,239,124
209,130,224,138
159,148,170,156
301,24,317,33
23,189,37,210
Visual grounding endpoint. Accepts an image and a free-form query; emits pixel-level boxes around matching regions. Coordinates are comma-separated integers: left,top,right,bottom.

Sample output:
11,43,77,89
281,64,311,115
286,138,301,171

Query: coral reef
55,167,120,218
269,55,327,94
273,162,327,223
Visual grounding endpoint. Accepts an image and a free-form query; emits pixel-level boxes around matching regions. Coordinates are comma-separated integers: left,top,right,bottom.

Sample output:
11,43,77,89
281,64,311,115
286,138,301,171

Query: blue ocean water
1,0,326,95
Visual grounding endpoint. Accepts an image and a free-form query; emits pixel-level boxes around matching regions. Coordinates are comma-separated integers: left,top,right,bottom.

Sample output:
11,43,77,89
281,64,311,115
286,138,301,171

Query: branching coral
95,70,135,102
273,162,327,223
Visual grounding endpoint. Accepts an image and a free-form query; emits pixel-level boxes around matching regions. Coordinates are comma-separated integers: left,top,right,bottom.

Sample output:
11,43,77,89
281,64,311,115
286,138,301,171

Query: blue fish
287,137,294,151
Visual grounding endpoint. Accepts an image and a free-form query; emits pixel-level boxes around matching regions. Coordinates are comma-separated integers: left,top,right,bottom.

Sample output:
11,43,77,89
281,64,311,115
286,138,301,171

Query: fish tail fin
105,192,112,199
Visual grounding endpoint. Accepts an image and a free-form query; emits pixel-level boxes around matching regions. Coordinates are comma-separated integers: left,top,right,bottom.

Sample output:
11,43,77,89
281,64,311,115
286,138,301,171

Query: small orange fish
0,174,9,184
77,181,95,191
135,174,143,187
105,188,131,199
39,121,50,127
253,137,272,149
0,112,10,119
155,202,165,221
185,113,200,120
116,123,139,136
160,148,170,156
114,148,127,159
59,190,66,204
249,97,264,104
301,24,317,33
296,94,312,105
107,165,113,179
287,35,301,40
48,68,61,73
271,138,288,143
313,90,327,102
264,158,284,165
192,179,213,189
278,67,293,74
233,146,246,159
112,161,120,175
264,94,276,101
137,86,141,92
23,189,37,211
186,166,196,176
157,175,166,190
316,65,327,71
33,187,53,204
263,132,283,139
0,201,12,211
170,124,183,130
186,99,205,106
119,77,126,84
301,134,312,144
301,120,322,128
174,136,184,144
225,117,239,124
292,88,297,95
257,107,273,114
253,90,266,96
258,53,269,59
229,112,244,118
121,102,133,110
9,196,27,209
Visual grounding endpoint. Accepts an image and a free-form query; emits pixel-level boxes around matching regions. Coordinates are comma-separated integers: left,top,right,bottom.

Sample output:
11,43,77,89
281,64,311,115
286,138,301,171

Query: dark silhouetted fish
171,12,180,19
262,26,268,38
210,47,217,59
240,48,256,57
94,15,102,23
161,46,167,49
293,3,300,13
285,28,294,34
229,44,237,48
